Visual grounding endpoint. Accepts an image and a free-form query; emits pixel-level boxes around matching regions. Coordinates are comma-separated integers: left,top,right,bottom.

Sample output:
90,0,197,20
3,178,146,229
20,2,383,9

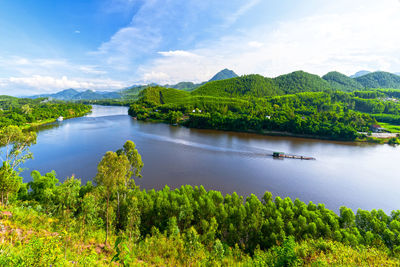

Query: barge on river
272,152,315,160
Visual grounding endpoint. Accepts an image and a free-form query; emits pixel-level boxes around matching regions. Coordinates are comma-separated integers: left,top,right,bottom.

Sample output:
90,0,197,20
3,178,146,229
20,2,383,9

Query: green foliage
0,96,91,128
273,236,299,266
322,71,364,91
274,70,332,94
355,71,400,89
129,78,400,141
0,126,37,205
193,74,281,97
137,86,190,106
0,162,22,205
28,170,59,204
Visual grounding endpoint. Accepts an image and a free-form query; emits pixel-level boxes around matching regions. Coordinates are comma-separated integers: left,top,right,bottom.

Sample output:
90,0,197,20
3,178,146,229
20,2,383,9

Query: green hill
322,71,364,91
274,71,332,94
138,86,190,105
192,74,281,97
355,71,400,89
119,84,155,100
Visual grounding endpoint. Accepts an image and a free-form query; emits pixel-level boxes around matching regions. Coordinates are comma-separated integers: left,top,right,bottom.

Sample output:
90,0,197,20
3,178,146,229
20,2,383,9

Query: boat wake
134,132,274,157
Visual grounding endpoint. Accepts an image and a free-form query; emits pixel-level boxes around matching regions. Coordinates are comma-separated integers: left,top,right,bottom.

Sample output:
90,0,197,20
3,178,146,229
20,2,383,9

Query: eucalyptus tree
95,140,143,245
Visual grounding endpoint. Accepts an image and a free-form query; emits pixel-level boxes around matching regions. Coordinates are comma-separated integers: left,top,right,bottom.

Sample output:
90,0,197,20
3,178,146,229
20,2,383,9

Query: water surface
22,105,400,213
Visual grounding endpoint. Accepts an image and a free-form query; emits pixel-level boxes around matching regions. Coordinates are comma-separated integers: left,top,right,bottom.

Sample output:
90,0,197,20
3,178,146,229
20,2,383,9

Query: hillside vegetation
322,71,364,91
274,71,332,94
193,74,281,97
355,71,400,89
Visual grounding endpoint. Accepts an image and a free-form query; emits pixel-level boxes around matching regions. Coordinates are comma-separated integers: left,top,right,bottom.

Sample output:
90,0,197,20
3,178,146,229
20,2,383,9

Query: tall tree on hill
0,126,36,205
95,140,143,245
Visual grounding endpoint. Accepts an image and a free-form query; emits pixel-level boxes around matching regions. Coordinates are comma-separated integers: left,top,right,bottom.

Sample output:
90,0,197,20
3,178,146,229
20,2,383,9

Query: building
370,124,383,133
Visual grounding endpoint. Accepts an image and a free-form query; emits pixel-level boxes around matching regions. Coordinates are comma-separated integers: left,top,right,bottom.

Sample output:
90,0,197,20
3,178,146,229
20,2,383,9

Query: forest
0,128,400,265
0,96,91,129
128,85,400,141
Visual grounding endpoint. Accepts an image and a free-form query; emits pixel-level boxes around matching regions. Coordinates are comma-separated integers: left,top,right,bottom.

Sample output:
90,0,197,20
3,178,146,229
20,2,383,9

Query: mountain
355,71,400,89
322,71,364,91
73,90,121,100
209,68,238,82
30,89,121,100
350,70,371,78
164,82,204,92
395,72,400,76
274,71,332,94
30,89,80,100
192,74,281,97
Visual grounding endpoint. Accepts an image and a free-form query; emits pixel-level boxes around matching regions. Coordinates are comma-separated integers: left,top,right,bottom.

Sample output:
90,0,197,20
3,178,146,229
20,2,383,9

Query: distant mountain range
28,69,400,101
350,70,400,78
350,70,371,78
30,89,121,100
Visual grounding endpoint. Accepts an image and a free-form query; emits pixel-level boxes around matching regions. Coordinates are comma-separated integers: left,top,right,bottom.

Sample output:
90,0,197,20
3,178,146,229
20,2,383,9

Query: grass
379,122,400,133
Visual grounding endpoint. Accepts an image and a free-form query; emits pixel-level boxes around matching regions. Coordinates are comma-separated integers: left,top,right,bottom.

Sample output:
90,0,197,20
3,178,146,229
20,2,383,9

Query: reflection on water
21,105,400,214
85,105,128,117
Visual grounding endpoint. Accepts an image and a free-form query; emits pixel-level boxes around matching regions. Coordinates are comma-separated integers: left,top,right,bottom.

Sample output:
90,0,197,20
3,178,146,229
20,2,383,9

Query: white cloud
74,30,81,34
223,0,261,27
91,0,264,73
79,66,107,75
136,0,400,83
14,58,31,65
158,50,198,57
248,41,264,48
142,71,170,83
0,75,126,95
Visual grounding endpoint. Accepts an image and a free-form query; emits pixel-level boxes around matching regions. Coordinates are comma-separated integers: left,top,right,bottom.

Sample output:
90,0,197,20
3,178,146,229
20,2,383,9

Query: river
22,105,400,213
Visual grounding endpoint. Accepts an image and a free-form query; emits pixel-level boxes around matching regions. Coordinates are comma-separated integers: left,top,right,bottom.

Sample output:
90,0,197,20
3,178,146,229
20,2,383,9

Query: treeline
0,96,91,128
8,173,400,262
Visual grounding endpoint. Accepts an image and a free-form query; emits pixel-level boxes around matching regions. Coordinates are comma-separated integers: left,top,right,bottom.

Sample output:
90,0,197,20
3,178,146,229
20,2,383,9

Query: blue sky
1,0,400,95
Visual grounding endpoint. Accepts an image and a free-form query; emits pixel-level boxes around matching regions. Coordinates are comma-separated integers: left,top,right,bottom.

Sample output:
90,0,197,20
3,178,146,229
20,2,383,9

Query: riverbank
22,109,92,131
134,116,400,145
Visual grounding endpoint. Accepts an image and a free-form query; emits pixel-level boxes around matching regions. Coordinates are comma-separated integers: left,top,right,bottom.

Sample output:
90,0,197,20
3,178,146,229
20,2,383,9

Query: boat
272,152,315,160
57,116,63,122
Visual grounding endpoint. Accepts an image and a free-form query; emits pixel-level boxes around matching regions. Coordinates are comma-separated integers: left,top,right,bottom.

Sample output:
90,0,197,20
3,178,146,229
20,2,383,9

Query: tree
28,170,59,205
117,140,143,189
95,151,129,245
21,104,32,115
0,162,22,204
95,140,143,245
0,126,36,171
0,126,36,205
79,192,99,239
53,176,81,258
